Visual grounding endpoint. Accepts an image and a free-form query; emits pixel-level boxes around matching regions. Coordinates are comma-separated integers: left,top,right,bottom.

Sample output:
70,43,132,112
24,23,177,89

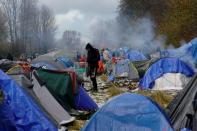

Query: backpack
95,49,100,62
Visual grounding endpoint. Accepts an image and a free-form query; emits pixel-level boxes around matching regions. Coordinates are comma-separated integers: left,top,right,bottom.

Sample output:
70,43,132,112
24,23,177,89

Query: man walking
85,43,100,91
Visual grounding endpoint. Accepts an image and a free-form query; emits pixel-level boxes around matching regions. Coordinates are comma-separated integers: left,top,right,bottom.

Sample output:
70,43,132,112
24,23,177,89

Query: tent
32,71,75,124
74,85,98,111
9,72,75,127
35,69,76,112
113,59,139,80
187,38,197,64
0,59,16,72
166,74,197,131
82,93,173,131
6,63,31,75
153,73,191,90
34,69,98,113
32,55,54,63
31,55,64,70
9,74,33,89
56,56,74,68
31,62,58,70
6,65,25,75
125,50,147,61
132,58,158,78
139,58,195,90
160,38,197,67
0,70,57,131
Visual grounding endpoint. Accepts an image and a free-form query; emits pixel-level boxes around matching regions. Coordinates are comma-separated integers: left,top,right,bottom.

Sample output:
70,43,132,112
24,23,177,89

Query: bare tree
19,2,56,55
0,9,7,42
61,30,81,50
39,5,56,54
0,0,56,56
0,0,21,53
19,0,38,54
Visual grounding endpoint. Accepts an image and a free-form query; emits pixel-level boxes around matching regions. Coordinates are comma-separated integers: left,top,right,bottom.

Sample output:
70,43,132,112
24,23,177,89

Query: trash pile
0,37,197,131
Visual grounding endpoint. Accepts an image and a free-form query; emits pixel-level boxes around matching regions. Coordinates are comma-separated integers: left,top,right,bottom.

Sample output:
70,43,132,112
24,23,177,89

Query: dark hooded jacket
86,44,99,68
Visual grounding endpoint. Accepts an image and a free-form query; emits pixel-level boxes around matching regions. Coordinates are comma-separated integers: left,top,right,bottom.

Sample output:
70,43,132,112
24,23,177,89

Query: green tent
36,69,75,114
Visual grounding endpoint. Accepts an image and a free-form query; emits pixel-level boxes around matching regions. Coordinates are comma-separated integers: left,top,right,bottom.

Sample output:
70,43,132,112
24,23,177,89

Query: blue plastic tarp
74,86,98,111
160,42,190,58
139,58,195,89
106,49,112,58
181,128,192,131
114,59,130,77
56,57,74,68
0,70,56,131
125,50,147,61
82,93,173,131
0,112,17,131
160,38,197,67
108,74,115,82
187,38,197,64
122,47,129,54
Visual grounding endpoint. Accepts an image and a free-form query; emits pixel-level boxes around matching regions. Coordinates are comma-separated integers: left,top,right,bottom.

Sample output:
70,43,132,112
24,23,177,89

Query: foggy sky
39,0,119,41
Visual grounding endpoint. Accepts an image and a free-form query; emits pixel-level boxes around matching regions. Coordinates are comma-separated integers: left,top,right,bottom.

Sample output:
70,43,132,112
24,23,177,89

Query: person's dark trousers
90,77,97,91
89,66,98,91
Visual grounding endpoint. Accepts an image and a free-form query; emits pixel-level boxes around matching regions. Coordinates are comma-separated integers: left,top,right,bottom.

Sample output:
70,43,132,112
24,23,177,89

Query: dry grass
135,90,173,108
67,120,87,131
100,74,108,82
108,84,125,98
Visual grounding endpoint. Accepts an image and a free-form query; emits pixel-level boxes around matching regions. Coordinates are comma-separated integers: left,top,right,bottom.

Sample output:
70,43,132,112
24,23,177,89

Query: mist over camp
0,0,197,131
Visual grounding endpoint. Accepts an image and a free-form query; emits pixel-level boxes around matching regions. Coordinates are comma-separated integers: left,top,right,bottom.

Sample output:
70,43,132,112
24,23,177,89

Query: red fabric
112,57,116,63
79,56,86,62
19,63,31,73
64,69,77,94
97,60,104,73
112,57,123,64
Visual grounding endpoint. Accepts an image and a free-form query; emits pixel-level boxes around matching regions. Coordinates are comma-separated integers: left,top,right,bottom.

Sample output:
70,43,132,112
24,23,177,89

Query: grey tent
32,55,54,63
9,72,75,127
31,55,65,70
32,71,75,125
9,74,33,89
113,59,139,80
132,58,159,78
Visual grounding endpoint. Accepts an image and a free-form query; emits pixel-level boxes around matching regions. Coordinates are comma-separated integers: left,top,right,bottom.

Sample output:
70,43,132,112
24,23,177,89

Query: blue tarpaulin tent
82,93,173,131
74,86,98,111
160,38,197,66
125,50,147,61
0,70,56,131
160,42,190,58
56,57,74,68
139,58,195,89
187,38,197,64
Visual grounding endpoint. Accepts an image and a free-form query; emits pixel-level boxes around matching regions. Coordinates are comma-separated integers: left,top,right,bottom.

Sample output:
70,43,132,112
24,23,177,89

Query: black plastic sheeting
166,74,197,131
